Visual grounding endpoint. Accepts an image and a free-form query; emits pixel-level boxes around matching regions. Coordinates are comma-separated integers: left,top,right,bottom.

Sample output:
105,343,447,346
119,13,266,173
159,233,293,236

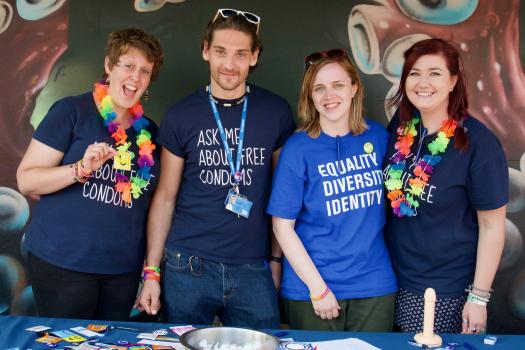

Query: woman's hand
462,301,487,334
311,289,341,320
82,142,117,172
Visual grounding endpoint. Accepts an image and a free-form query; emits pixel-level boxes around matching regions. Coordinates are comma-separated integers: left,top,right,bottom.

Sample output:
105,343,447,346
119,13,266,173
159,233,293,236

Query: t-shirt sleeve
467,133,509,210
266,138,306,219
273,102,296,151
32,98,76,153
158,107,186,158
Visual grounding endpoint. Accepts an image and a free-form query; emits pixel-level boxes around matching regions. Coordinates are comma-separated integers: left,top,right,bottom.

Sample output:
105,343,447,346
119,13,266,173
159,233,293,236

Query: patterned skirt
394,288,466,333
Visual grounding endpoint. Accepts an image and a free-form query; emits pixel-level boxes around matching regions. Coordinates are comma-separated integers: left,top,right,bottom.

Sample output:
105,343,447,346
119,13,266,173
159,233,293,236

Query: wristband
310,287,330,302
143,265,161,282
467,293,488,306
465,284,492,299
269,256,283,263
144,265,161,273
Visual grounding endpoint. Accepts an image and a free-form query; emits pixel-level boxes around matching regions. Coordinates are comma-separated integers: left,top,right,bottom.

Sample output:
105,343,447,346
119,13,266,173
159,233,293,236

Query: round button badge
363,142,374,153
234,171,243,182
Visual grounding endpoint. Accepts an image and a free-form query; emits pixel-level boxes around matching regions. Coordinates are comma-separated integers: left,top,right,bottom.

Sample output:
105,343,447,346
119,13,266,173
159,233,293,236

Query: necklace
93,82,156,204
205,85,250,107
384,116,457,217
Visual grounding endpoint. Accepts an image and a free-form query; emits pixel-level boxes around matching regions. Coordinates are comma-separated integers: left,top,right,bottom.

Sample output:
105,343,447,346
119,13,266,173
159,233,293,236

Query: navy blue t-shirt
158,84,295,263
383,114,508,297
25,92,160,274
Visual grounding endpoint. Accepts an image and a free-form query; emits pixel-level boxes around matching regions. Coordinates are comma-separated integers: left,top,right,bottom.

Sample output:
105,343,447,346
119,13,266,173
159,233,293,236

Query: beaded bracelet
143,265,161,282
70,160,93,183
310,287,330,302
77,160,93,178
465,284,492,299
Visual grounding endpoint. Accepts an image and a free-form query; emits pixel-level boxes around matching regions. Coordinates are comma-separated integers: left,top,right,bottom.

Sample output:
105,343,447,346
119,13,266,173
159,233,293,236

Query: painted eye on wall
16,0,66,21
0,187,29,234
134,0,185,13
382,33,431,82
0,1,13,35
395,0,478,25
348,8,381,75
498,219,523,272
0,255,24,314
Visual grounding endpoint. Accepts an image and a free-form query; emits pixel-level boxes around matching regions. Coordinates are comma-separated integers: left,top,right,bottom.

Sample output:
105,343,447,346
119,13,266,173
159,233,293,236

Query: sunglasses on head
304,48,348,68
212,8,261,34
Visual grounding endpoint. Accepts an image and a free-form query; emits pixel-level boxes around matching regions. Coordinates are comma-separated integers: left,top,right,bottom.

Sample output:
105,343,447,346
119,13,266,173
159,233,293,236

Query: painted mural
0,0,524,333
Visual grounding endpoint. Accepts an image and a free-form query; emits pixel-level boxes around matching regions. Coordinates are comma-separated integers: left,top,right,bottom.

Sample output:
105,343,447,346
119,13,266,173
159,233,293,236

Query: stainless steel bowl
180,327,279,350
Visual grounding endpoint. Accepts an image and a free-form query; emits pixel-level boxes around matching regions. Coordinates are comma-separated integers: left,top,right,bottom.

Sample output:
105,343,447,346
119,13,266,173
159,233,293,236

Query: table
0,316,523,349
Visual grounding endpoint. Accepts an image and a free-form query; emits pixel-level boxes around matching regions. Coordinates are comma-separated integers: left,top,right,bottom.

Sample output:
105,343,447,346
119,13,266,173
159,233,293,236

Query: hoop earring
144,89,150,101
105,77,110,86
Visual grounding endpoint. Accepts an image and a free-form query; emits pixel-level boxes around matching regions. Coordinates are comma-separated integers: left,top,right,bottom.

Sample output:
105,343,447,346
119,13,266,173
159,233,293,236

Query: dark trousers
282,292,396,331
28,252,141,321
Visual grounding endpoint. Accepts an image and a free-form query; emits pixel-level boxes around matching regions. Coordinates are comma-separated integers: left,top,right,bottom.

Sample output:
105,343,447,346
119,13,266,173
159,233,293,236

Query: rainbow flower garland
384,117,457,217
93,82,155,204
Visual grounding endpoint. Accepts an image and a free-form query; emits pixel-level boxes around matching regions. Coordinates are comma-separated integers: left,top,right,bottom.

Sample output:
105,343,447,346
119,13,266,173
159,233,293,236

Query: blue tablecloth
0,316,523,349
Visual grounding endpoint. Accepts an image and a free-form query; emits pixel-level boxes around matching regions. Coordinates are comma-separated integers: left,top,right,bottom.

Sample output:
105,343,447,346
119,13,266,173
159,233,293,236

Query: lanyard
207,85,248,184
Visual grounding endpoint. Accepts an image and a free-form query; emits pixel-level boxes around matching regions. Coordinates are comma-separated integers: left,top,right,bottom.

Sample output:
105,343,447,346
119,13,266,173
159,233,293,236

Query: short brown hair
105,28,164,81
202,12,262,70
298,55,367,138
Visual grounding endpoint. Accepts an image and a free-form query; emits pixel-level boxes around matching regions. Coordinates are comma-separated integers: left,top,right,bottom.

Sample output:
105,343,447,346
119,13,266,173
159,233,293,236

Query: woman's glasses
212,8,261,34
304,48,348,68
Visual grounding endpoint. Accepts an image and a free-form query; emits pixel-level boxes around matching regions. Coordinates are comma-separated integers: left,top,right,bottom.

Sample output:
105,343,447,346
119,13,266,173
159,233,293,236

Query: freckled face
105,46,154,116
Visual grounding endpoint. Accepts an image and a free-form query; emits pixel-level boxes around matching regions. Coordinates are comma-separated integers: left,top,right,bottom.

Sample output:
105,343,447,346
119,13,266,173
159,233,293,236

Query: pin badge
363,142,374,153
234,171,242,182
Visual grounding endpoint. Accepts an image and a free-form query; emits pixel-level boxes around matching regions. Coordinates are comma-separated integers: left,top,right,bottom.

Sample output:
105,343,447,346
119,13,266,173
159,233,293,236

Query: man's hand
135,280,162,315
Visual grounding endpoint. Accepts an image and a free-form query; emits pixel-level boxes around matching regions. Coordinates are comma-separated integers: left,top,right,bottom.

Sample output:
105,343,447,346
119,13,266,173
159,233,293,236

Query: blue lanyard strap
207,86,248,184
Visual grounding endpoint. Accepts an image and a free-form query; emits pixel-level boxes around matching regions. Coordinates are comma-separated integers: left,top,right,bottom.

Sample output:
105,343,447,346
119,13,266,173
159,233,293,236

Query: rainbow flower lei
384,117,457,217
93,82,156,204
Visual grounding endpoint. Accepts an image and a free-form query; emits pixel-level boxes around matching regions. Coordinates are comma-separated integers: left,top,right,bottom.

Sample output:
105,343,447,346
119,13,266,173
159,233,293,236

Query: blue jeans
162,248,280,328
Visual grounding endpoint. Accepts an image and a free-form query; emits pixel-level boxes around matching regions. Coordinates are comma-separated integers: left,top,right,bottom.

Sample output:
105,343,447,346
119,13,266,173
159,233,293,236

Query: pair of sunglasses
304,48,348,68
212,8,261,34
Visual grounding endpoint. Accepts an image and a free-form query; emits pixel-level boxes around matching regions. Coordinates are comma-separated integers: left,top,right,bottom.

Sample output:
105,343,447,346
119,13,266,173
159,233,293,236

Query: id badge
224,188,252,218
113,150,132,170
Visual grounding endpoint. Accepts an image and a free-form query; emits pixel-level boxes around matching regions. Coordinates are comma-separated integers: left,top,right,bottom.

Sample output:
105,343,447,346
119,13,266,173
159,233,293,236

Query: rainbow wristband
143,266,161,282
144,266,161,273
310,287,330,302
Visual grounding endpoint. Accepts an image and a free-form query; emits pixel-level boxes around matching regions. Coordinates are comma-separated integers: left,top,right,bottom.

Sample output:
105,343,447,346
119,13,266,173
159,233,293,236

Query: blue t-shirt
25,92,160,274
158,84,295,264
267,121,398,300
383,114,508,297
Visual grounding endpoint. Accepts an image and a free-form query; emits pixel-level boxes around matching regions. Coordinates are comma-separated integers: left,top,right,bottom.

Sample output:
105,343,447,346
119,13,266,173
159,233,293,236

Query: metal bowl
180,327,279,350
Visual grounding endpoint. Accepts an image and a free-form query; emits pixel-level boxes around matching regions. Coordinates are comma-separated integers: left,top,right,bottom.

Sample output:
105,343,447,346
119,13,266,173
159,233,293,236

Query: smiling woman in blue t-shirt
16,28,163,320
383,38,508,334
267,49,397,331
